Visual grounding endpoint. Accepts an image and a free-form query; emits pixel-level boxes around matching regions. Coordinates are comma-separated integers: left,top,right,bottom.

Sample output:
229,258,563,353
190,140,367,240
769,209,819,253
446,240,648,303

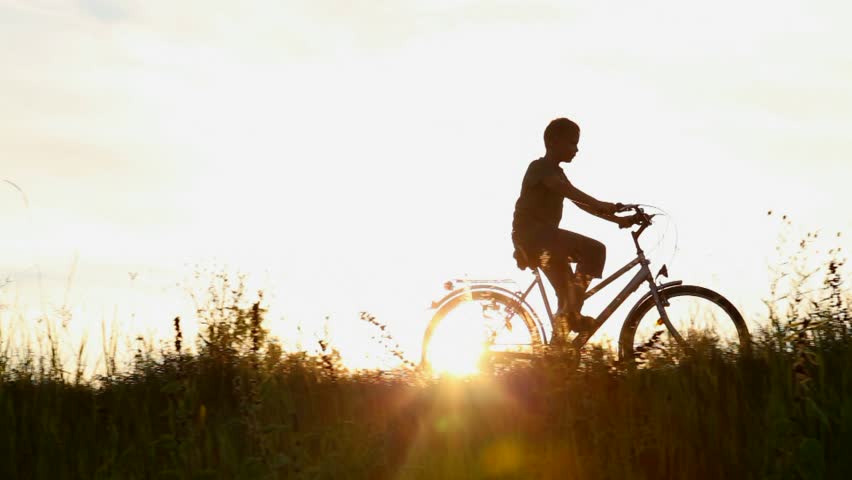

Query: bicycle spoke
631,292,744,364
423,291,540,374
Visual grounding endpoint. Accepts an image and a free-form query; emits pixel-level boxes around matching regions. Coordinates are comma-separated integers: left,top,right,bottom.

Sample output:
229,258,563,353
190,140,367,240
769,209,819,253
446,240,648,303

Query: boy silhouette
511,117,639,344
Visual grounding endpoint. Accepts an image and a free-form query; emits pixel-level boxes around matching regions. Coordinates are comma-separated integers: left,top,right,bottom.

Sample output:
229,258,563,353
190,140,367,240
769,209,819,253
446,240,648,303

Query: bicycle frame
515,220,685,349
515,255,643,344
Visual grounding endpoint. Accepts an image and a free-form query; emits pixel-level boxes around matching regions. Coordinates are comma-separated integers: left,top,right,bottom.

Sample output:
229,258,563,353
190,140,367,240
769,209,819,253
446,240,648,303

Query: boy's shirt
512,157,566,234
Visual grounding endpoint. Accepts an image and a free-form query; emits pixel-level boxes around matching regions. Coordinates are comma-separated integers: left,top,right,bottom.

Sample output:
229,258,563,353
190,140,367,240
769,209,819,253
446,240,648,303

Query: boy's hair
544,117,580,148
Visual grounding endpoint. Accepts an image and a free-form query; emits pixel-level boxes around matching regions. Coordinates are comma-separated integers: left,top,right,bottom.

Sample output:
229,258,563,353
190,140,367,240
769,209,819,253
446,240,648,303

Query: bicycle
420,205,751,373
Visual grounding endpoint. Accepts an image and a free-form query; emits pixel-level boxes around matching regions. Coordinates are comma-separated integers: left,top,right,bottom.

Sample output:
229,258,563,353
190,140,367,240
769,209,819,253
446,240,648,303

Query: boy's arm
541,174,616,217
541,174,636,227
574,201,621,222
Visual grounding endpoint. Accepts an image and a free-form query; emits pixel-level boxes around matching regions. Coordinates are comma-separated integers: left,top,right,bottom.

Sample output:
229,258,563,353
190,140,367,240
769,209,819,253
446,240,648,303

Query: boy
511,117,639,343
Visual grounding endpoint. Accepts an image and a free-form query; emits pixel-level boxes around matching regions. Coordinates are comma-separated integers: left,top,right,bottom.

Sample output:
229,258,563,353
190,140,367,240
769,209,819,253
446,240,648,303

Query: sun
422,302,493,376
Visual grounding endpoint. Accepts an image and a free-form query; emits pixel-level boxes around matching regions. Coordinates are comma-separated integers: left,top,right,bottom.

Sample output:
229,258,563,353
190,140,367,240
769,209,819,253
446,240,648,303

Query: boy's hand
601,202,620,215
604,202,633,215
615,214,640,229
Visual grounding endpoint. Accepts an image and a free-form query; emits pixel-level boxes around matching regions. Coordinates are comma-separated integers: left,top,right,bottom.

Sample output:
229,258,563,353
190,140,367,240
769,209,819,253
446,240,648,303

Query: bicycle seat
513,246,534,271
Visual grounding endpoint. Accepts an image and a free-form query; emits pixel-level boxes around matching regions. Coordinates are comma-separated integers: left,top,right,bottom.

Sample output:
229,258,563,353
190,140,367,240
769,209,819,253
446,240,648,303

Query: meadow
1,242,850,479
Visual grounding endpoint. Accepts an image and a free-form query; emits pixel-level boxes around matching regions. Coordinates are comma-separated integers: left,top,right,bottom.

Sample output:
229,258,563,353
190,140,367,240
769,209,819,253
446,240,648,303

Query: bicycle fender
428,284,546,343
430,284,524,310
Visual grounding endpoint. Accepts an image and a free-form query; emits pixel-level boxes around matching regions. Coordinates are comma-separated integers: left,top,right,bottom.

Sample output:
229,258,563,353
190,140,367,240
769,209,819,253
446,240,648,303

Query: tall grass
1,238,850,478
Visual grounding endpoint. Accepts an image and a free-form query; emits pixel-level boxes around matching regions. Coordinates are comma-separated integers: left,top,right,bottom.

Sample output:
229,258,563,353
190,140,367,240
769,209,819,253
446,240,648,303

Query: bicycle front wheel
619,285,750,364
420,288,544,375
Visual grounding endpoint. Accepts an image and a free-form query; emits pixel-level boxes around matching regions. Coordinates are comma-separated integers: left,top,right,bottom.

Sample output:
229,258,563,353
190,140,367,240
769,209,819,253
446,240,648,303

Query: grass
3,319,852,479
1,232,851,479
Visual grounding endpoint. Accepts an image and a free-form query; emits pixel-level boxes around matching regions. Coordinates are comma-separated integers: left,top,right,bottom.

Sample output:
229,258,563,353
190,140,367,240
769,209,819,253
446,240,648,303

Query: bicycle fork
644,271,690,351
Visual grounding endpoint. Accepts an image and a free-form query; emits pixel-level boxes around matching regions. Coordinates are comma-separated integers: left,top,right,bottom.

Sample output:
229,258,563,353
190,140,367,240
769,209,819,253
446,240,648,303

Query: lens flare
425,302,490,376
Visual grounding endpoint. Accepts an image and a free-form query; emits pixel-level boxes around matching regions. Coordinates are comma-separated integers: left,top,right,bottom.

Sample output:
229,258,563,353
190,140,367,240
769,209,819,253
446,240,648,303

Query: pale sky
2,0,851,370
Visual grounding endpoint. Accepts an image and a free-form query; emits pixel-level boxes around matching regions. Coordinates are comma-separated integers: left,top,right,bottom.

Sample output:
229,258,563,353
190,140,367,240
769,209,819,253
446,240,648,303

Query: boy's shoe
555,307,596,334
570,313,596,333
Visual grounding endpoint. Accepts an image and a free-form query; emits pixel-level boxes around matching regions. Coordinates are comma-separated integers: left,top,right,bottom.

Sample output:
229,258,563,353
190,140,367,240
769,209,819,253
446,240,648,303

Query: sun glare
424,302,492,376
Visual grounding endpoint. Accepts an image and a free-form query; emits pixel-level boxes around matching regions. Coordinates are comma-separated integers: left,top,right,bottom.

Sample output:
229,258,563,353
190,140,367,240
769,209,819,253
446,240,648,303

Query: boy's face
551,135,580,163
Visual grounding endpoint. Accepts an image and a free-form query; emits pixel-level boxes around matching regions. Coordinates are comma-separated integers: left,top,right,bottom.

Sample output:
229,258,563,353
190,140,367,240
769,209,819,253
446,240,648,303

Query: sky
1,0,851,371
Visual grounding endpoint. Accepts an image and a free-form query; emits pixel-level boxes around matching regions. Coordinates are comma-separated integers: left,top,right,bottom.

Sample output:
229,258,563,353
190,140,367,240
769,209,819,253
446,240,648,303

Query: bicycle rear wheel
420,288,544,375
619,285,750,364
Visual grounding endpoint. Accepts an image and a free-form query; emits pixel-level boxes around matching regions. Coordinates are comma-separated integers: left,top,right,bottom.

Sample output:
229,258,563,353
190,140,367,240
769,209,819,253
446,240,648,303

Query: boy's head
544,117,580,163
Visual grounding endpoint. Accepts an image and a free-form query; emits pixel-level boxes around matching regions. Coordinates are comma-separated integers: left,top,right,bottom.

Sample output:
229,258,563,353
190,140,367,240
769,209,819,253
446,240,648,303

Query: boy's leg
521,228,605,337
540,256,573,343
552,271,595,333
552,230,607,332
542,262,598,338
565,272,595,331
572,272,593,311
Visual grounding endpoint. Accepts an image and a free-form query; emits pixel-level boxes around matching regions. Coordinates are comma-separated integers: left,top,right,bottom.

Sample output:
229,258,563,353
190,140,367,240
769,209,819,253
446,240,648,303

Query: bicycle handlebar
616,204,654,228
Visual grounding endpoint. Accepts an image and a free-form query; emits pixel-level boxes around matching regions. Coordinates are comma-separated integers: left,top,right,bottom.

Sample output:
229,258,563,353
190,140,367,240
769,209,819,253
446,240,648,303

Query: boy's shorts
512,226,606,279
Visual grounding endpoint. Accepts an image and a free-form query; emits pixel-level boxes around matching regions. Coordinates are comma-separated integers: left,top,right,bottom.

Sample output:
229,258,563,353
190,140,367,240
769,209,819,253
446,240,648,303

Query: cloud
5,0,575,58
77,0,128,22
